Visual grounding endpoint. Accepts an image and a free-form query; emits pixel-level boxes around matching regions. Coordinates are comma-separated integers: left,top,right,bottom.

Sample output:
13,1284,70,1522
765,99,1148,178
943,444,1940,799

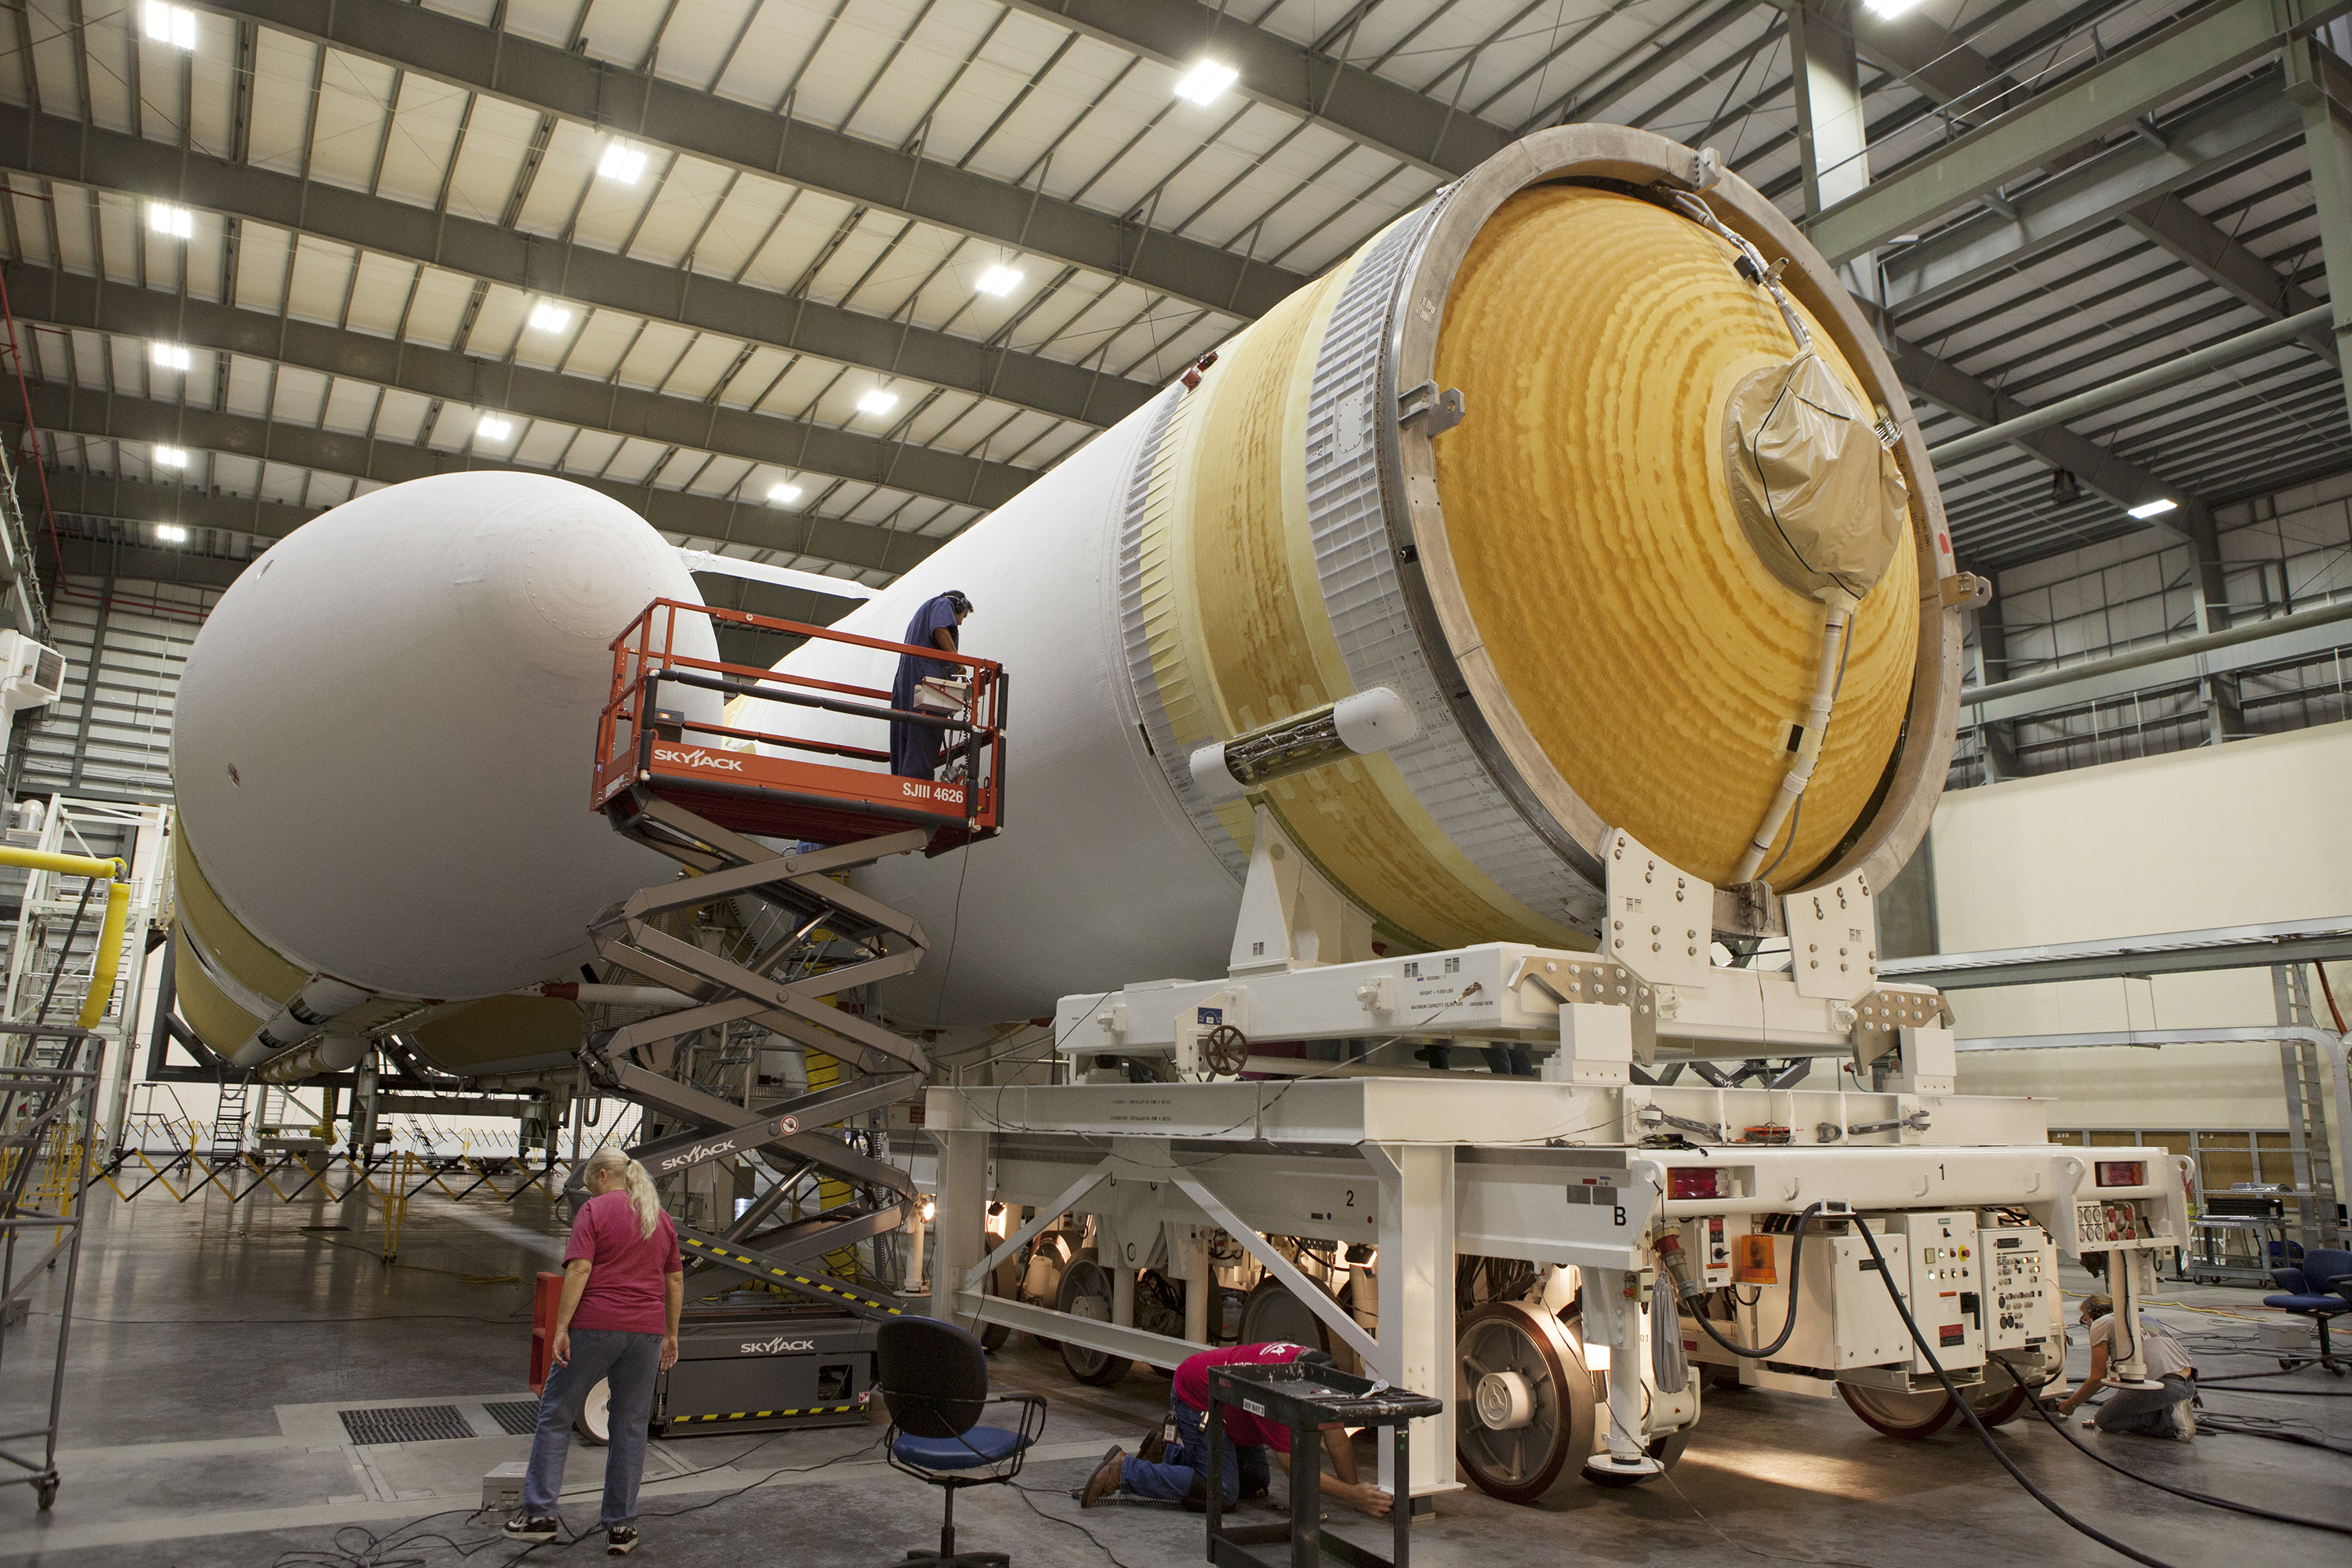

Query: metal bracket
1636,1103,1726,1142
1939,572,1992,609
1397,380,1465,436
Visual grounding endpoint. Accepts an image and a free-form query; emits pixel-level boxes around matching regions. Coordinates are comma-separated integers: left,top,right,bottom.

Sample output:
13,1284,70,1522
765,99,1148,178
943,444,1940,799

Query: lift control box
1977,1221,2053,1356
1887,1213,1983,1374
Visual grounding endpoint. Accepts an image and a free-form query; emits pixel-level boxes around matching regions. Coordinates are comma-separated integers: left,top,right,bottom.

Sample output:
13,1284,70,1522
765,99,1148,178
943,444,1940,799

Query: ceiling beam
52,535,247,589
2120,192,2337,364
0,103,1150,441
3,261,1035,530
1808,0,2352,264
1882,82,2302,313
1892,335,2212,536
9,383,946,576
21,463,321,537
1000,0,1510,180
193,0,1307,321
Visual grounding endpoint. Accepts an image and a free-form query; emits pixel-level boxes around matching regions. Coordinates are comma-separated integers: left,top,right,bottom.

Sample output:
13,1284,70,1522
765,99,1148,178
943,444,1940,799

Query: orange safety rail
592,599,1007,855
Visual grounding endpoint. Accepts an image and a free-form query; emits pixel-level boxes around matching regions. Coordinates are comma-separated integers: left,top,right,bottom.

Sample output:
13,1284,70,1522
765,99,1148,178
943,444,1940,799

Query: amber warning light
2094,1160,2147,1188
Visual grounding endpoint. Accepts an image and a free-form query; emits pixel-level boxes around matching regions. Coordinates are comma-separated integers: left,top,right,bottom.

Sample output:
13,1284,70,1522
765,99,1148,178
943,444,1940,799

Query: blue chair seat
892,1425,1032,1472
2263,1293,2350,1314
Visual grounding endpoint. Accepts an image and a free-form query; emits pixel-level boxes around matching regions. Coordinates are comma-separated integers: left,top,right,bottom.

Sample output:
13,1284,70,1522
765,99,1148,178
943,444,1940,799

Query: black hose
1988,1355,2352,1537
1852,1223,2177,1568
1675,1202,1824,1361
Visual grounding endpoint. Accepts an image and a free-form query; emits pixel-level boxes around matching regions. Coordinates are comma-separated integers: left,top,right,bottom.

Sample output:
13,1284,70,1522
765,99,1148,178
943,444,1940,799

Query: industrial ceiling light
856,388,898,417
154,445,188,468
767,482,804,505
1174,60,1238,105
151,342,190,371
148,202,193,239
156,524,188,543
528,302,572,333
476,414,514,442
598,140,648,184
1862,0,1922,16
143,2,197,49
2126,497,2178,519
975,264,1023,297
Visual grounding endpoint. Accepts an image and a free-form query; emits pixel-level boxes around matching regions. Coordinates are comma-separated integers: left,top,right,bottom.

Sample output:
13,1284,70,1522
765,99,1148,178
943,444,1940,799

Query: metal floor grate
339,1405,474,1445
485,1399,542,1436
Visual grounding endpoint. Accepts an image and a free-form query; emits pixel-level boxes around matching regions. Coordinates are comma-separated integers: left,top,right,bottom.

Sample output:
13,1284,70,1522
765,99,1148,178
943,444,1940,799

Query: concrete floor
0,1183,2345,1566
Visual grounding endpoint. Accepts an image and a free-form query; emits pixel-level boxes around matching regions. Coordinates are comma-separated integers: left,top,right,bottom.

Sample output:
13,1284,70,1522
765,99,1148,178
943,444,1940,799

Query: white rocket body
769,405,1237,1025
172,473,718,1001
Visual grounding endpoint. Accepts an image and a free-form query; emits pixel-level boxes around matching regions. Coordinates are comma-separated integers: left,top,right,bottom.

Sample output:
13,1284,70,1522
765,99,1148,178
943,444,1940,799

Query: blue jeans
1118,1396,1272,1506
524,1329,662,1525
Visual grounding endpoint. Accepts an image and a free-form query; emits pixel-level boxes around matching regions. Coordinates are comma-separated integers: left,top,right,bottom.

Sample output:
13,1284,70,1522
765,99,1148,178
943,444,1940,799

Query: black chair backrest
878,1316,989,1439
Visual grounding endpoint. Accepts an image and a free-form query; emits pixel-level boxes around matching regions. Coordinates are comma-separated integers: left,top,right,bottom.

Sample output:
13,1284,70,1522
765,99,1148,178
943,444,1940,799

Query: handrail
0,849,128,1031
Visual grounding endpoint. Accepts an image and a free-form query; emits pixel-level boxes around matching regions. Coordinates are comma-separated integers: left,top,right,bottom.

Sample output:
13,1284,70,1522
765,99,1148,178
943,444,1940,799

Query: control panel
2075,1198,2150,1248
1682,1214,1739,1288
1889,1212,1983,1373
1978,1223,2051,1355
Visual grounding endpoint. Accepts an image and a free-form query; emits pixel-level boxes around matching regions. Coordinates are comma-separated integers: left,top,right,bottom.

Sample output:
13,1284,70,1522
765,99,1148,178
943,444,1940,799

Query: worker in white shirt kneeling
2056,1293,2197,1441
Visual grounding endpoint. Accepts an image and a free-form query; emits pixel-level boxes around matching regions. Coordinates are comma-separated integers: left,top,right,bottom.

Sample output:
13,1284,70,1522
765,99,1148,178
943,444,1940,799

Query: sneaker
503,1515,561,1543
1079,1446,1124,1508
2170,1402,2195,1442
606,1525,639,1555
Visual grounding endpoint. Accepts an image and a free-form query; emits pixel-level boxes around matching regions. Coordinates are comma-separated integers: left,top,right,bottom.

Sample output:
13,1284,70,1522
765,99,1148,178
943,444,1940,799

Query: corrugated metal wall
17,579,217,802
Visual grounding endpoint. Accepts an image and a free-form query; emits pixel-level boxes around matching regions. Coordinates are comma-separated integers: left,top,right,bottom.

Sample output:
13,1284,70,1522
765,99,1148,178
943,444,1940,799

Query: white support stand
1366,1142,1460,1499
1583,1267,1661,1481
1229,804,1378,976
931,1128,988,1330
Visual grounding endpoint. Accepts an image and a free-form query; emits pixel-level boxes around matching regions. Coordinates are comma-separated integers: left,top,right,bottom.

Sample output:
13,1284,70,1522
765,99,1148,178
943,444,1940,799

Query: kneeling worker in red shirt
1080,1343,1392,1516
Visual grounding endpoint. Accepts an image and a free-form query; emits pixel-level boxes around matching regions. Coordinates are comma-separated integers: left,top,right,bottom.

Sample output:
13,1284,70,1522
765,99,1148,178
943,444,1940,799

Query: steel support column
2290,37,2352,425
1791,2,1868,217
930,1126,988,1329
1365,1141,1455,1499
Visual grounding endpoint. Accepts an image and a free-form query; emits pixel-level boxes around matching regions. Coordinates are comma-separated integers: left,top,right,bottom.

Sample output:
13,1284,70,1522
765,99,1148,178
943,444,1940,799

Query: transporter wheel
1838,1381,1956,1440
1055,1259,1133,1386
1237,1277,1335,1356
1455,1301,1596,1503
1961,1382,2029,1428
574,1377,612,1447
978,1254,1016,1352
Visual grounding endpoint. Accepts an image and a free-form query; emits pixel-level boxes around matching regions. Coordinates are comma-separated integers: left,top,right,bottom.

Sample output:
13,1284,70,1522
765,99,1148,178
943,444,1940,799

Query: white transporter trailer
925,826,2190,1502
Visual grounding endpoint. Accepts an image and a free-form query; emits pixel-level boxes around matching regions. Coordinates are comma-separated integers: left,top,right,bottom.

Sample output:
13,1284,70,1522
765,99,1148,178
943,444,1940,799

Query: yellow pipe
77,881,131,1031
0,848,131,1032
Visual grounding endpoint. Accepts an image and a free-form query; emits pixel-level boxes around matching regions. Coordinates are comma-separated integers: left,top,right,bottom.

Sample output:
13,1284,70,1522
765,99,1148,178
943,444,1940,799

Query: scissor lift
579,601,1005,1329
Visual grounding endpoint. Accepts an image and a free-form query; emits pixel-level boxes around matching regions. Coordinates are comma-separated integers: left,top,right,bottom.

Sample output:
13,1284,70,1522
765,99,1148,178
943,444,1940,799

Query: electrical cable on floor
1011,1480,1158,1568
1851,1223,2179,1568
1988,1355,2352,1536
2190,1412,2352,1454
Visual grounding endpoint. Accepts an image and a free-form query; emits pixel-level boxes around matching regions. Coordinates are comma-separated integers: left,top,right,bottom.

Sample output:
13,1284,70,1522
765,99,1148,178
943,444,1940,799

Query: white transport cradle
921,821,2190,1504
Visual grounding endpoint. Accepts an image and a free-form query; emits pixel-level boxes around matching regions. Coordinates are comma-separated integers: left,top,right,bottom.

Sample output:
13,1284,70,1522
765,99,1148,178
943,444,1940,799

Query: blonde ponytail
582,1145,662,1239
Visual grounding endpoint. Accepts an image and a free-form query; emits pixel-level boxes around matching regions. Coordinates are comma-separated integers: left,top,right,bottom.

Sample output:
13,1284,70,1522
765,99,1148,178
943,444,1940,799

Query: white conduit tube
1731,588,1856,885
510,982,699,1008
230,974,376,1067
256,1033,368,1083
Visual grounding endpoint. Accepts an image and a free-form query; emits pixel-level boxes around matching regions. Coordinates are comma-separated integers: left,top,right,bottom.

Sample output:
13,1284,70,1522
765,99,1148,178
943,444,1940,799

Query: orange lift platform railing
591,599,1006,856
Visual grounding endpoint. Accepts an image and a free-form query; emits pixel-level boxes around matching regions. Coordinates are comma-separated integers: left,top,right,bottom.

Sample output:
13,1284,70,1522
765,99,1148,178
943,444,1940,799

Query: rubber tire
574,1377,612,1447
1963,1382,2030,1428
1237,1276,1335,1356
1455,1301,1596,1504
1838,1381,1957,1440
978,1254,1015,1352
1056,1259,1133,1386
1584,1428,1690,1489
36,1479,56,1511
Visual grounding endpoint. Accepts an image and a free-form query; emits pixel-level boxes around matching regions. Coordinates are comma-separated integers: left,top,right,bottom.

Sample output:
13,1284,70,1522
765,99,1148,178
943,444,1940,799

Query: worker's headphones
943,590,974,615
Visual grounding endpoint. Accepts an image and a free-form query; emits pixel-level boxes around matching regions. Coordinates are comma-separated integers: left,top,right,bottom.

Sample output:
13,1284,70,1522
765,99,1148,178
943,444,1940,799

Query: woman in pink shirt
504,1147,683,1556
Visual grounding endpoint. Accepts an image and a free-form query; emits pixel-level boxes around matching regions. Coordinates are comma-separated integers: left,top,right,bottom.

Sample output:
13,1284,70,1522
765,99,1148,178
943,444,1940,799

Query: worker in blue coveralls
890,590,972,779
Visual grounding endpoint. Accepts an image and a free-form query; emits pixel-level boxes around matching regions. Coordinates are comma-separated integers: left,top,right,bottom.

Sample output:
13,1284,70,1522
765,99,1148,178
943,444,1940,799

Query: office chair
879,1316,1047,1565
2264,1245,2352,1375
